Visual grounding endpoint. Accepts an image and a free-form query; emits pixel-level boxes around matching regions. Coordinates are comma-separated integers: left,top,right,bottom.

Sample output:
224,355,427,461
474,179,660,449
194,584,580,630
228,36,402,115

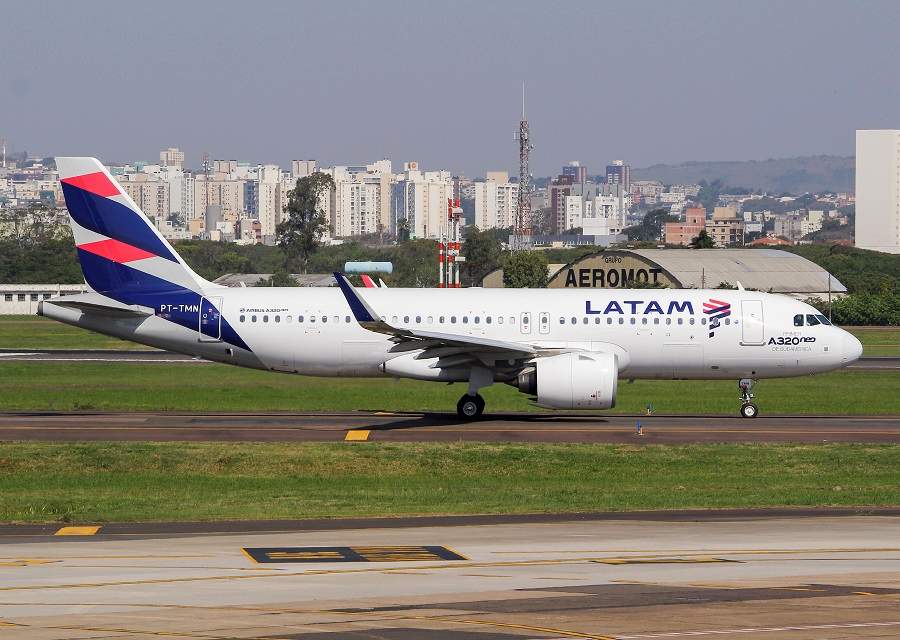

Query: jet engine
516,352,618,409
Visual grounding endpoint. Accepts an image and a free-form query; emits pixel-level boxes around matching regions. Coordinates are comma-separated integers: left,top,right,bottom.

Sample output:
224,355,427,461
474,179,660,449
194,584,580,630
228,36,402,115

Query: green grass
0,361,897,415
0,315,153,350
1,315,896,355
1,442,897,523
847,326,900,356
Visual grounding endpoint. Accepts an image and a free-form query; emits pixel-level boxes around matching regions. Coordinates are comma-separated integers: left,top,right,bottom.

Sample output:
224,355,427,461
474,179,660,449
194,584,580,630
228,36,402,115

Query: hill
632,155,854,194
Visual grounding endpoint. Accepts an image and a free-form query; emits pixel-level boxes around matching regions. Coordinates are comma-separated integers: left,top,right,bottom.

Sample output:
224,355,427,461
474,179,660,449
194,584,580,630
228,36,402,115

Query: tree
697,179,724,212
256,270,297,287
690,229,716,249
624,208,676,242
390,239,438,287
460,226,502,286
276,172,335,273
396,218,411,242
503,251,548,288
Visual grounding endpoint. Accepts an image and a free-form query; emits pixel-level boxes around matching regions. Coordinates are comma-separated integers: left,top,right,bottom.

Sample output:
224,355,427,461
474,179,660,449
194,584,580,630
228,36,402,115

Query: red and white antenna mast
438,198,465,287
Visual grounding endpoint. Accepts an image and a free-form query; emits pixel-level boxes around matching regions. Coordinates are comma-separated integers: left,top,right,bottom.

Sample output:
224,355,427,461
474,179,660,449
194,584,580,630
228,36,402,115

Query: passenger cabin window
806,314,820,326
275,315,281,323
345,316,351,323
794,314,804,326
251,315,257,323
299,315,304,322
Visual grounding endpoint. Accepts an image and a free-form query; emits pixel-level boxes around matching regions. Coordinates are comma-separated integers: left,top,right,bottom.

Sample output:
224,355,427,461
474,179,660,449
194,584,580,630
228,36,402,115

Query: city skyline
3,1,900,176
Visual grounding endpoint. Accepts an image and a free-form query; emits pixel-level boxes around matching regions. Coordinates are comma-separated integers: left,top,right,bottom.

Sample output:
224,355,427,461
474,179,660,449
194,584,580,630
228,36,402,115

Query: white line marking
615,620,900,638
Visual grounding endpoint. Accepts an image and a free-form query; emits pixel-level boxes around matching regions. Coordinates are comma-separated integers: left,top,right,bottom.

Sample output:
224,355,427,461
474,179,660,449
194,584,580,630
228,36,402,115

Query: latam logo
585,299,694,315
703,298,731,338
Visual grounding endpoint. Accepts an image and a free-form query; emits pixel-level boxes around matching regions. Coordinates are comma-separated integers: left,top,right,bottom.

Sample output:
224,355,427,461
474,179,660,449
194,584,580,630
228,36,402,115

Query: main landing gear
738,378,759,418
456,393,485,420
457,366,492,421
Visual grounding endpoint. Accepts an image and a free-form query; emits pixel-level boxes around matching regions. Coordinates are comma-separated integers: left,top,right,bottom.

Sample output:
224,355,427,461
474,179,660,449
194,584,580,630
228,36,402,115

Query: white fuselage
41,286,862,381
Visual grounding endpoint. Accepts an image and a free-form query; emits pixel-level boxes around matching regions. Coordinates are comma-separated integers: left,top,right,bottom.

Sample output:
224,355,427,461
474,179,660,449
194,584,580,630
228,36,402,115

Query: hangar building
483,249,846,298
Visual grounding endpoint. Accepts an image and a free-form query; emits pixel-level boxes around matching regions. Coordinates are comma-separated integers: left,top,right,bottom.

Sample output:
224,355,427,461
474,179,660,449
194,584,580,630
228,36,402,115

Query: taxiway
1,512,898,639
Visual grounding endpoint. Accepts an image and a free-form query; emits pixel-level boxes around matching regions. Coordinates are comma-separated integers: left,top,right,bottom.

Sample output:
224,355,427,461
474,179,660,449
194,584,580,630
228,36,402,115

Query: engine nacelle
517,352,618,409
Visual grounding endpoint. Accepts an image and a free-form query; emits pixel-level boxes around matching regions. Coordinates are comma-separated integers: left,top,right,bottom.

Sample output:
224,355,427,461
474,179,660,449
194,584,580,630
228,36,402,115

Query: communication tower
513,84,534,248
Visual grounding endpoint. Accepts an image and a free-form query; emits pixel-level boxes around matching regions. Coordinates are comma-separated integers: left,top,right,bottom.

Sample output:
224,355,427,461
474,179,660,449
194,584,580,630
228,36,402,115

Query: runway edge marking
345,429,371,441
54,526,101,536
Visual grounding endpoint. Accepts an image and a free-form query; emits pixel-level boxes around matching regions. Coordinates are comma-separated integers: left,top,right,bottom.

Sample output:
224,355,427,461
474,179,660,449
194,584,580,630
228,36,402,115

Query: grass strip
1,442,898,523
0,362,897,415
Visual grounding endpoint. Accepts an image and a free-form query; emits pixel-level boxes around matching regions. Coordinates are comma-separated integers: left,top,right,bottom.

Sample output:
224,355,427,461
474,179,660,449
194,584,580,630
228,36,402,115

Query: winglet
333,272,379,323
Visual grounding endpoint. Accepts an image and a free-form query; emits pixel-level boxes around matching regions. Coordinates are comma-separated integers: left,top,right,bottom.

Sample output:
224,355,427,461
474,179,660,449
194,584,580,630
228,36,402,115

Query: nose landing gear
738,378,758,418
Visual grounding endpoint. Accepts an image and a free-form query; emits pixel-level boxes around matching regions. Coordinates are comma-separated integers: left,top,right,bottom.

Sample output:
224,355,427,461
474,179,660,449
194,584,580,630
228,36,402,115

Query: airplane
39,157,863,420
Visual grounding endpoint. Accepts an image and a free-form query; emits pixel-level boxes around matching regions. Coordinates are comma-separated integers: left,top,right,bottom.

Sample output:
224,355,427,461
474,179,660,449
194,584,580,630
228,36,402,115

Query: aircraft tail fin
56,157,209,297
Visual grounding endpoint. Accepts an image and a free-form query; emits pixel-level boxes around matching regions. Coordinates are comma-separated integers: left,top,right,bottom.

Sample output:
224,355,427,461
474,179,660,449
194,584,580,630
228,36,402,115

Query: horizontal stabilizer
42,293,153,318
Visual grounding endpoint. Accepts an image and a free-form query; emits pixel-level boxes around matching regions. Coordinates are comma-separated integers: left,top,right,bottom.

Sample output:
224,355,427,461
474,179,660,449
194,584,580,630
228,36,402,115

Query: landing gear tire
738,378,758,418
740,403,759,419
457,394,485,421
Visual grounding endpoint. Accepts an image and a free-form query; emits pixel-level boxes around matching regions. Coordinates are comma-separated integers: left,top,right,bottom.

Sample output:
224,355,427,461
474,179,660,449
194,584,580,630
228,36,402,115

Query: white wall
856,129,900,253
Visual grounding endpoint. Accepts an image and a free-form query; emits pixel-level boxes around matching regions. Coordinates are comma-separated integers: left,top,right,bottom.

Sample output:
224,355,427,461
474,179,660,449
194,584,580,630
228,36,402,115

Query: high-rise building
159,147,184,169
193,176,244,221
291,160,317,178
392,166,454,239
118,174,170,221
562,161,587,184
472,172,518,230
856,129,900,253
606,160,631,191
548,174,574,234
325,161,392,238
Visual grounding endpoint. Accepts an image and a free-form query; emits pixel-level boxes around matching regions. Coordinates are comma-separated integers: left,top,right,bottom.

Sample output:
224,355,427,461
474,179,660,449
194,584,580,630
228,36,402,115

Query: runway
0,349,896,369
1,512,899,639
2,411,900,443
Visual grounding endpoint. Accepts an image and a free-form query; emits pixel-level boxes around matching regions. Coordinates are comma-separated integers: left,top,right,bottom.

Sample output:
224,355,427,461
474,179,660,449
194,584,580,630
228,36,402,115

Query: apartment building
472,171,518,230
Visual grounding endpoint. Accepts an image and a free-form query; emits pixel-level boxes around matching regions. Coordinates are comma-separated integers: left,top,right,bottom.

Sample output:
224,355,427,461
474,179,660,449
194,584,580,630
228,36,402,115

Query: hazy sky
3,1,899,176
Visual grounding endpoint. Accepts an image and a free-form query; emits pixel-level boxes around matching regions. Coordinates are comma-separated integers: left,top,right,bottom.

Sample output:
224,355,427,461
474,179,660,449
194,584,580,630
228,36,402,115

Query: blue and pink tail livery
56,157,205,295
55,158,249,350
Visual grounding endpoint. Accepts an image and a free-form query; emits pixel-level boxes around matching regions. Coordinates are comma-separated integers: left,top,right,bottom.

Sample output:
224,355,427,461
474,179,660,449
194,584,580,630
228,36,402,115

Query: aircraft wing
333,272,535,360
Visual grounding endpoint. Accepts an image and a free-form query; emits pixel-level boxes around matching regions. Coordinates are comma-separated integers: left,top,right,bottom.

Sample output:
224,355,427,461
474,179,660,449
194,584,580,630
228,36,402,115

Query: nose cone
842,332,863,364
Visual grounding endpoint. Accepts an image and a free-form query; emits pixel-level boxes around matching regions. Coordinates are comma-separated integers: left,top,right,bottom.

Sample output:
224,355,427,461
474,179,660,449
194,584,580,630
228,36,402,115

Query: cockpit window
793,314,804,327
816,314,832,326
806,314,820,326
